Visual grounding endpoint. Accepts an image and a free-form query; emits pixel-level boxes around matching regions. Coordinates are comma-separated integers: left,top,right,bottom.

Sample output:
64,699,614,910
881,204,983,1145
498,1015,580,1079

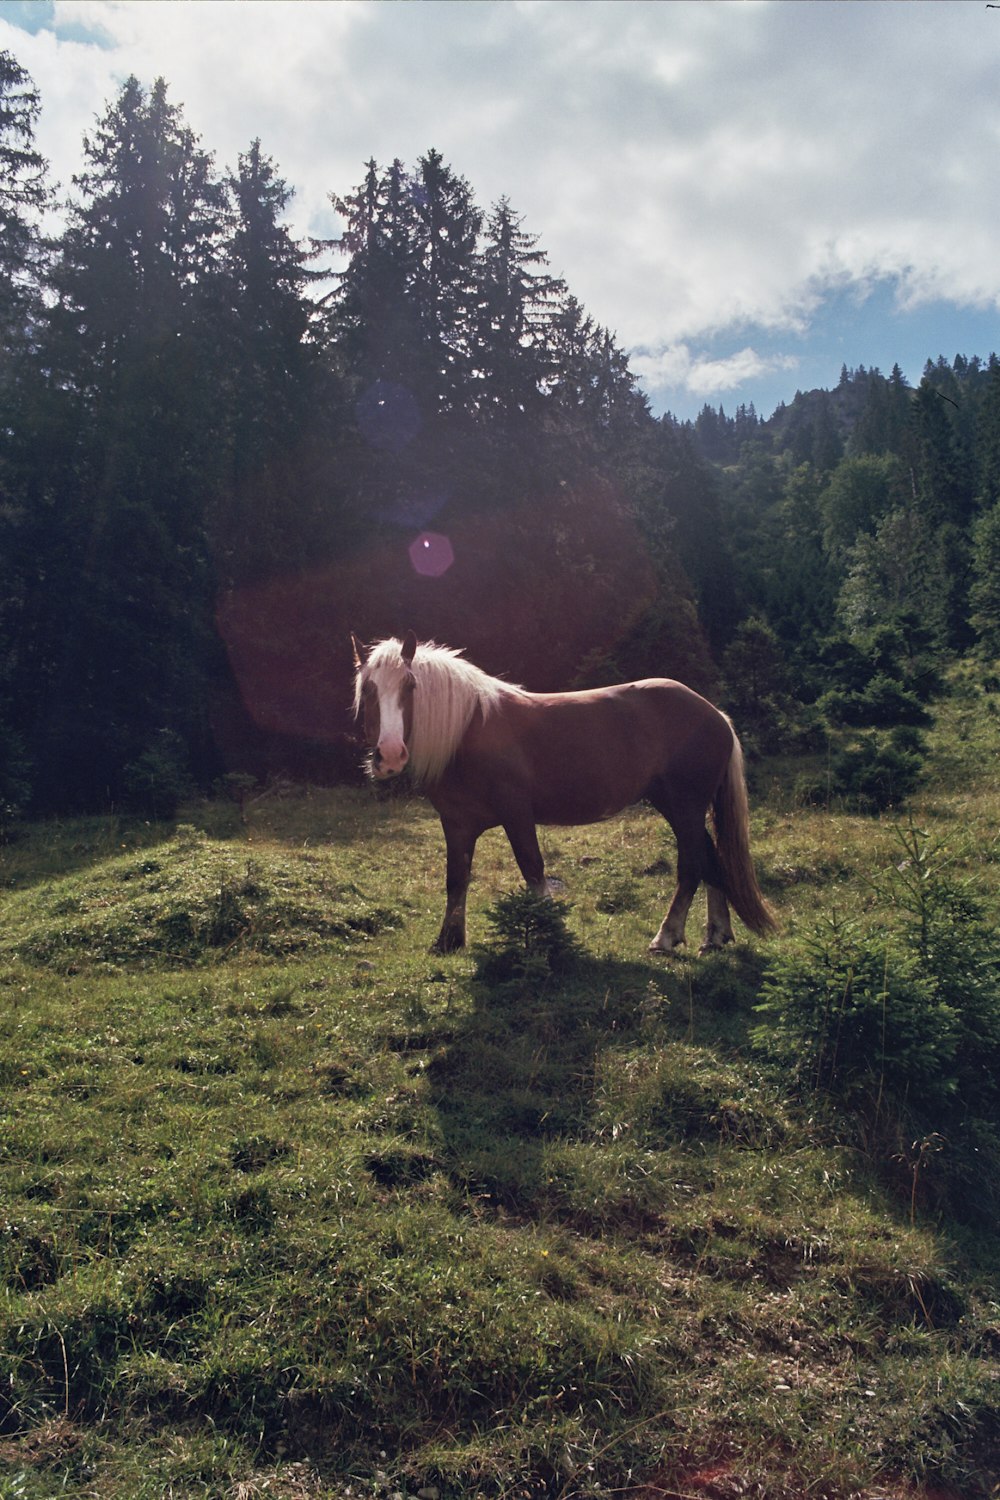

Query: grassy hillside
0,681,998,1499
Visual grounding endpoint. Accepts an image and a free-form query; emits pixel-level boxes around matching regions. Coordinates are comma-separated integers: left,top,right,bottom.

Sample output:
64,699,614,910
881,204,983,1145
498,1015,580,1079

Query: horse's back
444,677,732,826
526,679,729,751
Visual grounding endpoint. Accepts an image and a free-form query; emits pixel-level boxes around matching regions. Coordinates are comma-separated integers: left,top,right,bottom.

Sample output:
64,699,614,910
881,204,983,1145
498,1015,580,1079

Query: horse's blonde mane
360,638,524,784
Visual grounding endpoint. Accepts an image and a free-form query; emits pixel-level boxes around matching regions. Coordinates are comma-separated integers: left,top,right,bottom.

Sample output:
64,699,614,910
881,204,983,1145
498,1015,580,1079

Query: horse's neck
410,656,497,782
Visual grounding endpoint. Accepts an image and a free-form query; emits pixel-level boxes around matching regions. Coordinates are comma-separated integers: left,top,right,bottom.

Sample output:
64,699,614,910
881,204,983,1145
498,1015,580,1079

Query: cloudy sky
2,0,999,421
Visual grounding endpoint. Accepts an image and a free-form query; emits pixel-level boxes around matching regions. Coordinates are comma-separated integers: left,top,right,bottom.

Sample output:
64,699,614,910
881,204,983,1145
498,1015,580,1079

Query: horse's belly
519,705,660,824
530,779,639,826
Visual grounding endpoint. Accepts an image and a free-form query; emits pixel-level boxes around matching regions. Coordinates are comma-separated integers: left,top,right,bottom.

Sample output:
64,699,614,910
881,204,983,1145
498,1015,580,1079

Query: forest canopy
1,57,999,815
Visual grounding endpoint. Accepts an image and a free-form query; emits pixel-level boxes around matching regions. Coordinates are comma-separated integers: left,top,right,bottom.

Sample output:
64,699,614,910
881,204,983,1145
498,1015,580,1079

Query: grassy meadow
1,677,999,1499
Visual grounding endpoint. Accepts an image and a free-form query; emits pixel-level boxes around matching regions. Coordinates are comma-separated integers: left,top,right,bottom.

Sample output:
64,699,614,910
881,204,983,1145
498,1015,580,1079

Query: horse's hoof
648,937,685,955
698,936,735,956
431,934,465,955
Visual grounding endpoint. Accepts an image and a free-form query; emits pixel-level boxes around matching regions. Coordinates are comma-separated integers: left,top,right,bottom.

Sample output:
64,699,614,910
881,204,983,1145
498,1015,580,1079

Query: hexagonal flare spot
409,531,454,577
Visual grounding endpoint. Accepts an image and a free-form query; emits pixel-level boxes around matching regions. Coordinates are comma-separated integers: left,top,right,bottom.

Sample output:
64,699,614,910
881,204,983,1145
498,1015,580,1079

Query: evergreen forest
3,56,1000,818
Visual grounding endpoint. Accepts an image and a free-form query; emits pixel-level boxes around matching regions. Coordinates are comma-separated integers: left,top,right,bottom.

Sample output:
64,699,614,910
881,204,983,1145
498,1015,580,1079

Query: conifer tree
969,500,1000,657
410,148,482,414
0,50,50,815
210,139,335,585
223,140,320,427
642,417,739,651
908,380,969,526
330,157,423,395
30,77,228,807
475,195,564,424
547,296,647,440
976,359,1000,509
0,50,49,360
849,371,892,456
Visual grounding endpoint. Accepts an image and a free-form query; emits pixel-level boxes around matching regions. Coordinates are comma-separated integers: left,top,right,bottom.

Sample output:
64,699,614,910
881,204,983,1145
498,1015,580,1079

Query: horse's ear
401,630,417,666
351,633,367,669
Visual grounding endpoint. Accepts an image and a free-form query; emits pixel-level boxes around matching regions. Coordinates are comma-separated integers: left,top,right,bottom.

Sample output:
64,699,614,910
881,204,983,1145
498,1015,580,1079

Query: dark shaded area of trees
2,55,999,817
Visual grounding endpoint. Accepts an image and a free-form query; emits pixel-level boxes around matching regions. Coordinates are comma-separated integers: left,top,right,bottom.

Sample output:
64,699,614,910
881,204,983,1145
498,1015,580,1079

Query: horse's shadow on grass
420,941,767,1221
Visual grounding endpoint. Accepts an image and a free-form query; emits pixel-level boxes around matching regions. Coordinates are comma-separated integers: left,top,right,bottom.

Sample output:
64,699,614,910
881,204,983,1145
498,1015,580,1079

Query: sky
2,0,999,422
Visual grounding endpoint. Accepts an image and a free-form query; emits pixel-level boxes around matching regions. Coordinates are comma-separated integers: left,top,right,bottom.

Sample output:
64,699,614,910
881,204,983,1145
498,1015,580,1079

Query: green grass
0,688,998,1499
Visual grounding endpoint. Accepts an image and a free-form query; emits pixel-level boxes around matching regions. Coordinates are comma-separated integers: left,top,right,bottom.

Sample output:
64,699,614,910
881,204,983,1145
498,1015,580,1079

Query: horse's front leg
432,820,478,953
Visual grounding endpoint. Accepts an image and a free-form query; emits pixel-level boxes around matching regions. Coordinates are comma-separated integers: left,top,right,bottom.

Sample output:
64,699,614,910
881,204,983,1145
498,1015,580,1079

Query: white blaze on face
373,675,409,777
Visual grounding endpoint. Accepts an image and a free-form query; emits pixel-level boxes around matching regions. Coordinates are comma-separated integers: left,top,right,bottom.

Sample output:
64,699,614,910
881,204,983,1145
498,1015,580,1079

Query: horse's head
352,630,418,779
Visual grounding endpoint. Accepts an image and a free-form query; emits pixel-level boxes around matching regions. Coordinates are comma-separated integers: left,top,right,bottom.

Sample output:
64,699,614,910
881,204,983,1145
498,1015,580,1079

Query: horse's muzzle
373,742,408,777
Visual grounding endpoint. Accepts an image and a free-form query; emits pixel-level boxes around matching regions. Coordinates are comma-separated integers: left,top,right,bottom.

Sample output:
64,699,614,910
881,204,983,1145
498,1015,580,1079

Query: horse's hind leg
649,876,697,953
702,884,735,953
646,784,724,954
502,815,551,896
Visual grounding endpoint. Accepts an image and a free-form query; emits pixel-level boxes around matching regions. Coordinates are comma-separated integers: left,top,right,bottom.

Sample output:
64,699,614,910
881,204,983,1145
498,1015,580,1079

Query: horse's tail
711,728,777,937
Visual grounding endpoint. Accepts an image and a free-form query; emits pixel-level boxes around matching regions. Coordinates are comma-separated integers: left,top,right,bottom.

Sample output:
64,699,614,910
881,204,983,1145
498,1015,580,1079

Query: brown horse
352,632,775,955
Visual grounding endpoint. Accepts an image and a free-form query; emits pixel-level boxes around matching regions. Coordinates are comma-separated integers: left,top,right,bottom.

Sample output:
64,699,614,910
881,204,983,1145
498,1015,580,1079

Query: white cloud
631,345,799,401
2,0,999,412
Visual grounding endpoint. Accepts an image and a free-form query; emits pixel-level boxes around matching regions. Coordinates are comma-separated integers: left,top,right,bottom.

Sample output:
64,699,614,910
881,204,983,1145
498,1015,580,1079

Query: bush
0,722,32,823
753,914,959,1120
875,825,1000,1122
122,729,193,820
473,887,583,988
754,827,1000,1224
821,673,931,728
830,727,925,812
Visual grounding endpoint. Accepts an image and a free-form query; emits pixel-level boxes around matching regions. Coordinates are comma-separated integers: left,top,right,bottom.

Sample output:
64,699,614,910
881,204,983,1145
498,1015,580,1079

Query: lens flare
409,531,454,577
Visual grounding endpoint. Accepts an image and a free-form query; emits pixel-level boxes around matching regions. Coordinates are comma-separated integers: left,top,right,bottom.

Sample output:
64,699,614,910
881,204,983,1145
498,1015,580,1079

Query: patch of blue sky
646,281,1000,424
0,1,113,48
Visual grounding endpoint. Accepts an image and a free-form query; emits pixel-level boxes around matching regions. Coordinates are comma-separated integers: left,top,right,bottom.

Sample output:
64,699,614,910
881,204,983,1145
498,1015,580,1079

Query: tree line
1,53,998,818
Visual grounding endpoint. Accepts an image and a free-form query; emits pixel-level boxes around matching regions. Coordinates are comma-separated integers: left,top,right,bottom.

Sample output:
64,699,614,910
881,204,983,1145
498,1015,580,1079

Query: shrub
473,887,583,987
753,914,959,1121
830,727,925,812
0,723,32,823
755,827,1000,1223
874,825,1000,1122
821,673,931,728
123,729,193,819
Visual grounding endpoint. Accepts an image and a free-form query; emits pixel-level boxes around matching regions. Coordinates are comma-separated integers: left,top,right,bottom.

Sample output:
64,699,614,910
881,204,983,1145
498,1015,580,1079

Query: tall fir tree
474,195,564,426
546,296,648,442
975,358,1000,509
907,379,970,526
410,148,482,415
0,50,49,366
329,157,423,396
29,76,229,807
209,138,337,586
969,500,1000,657
0,50,50,814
